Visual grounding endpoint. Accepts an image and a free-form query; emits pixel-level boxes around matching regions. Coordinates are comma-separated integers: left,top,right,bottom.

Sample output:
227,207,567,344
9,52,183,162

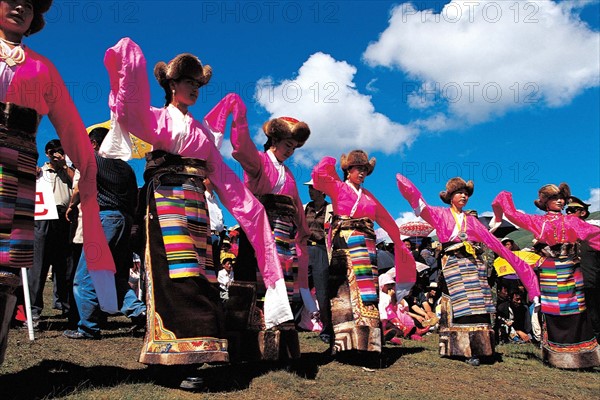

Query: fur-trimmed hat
439,177,474,204
154,54,212,88
534,183,571,211
26,0,53,36
263,117,310,148
340,150,376,176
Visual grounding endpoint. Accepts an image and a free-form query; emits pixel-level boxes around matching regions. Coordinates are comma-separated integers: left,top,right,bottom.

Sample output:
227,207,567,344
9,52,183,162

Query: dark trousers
28,215,74,318
580,242,600,342
308,244,331,335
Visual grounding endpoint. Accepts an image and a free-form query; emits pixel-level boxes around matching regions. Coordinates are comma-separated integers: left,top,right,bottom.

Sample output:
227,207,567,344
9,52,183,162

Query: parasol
397,220,434,237
479,216,518,238
86,120,151,159
129,135,152,159
493,250,541,277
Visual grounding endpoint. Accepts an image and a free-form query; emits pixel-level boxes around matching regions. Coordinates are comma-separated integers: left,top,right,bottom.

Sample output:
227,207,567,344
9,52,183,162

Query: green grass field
1,307,598,400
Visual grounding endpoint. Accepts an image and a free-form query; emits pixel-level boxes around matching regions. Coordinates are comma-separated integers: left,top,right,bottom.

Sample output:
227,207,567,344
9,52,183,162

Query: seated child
378,273,429,344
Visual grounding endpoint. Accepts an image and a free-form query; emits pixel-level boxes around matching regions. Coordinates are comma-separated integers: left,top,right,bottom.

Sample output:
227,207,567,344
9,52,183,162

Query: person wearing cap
227,114,313,360
25,139,76,325
62,127,146,340
227,226,240,256
397,174,540,366
378,271,429,344
218,252,235,302
104,38,295,368
422,282,441,320
312,151,415,358
493,184,600,368
566,196,600,345
0,0,114,364
303,179,334,343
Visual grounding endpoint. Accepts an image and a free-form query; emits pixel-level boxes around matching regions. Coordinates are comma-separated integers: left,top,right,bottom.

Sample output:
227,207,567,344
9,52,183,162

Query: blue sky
29,0,599,228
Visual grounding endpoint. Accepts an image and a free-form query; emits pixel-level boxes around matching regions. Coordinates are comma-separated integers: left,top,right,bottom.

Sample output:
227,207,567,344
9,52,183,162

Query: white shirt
267,150,286,194
218,268,234,291
167,104,192,154
205,190,224,233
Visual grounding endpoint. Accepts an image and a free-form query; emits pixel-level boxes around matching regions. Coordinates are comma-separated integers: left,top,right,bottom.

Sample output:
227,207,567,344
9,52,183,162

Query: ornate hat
340,150,376,176
534,183,570,211
154,53,212,88
220,252,236,265
566,195,591,219
439,177,474,204
27,0,53,36
263,117,310,148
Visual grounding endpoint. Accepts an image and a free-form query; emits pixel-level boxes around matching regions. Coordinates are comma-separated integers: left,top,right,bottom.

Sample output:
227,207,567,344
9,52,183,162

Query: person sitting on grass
496,291,532,344
379,273,429,344
404,284,440,329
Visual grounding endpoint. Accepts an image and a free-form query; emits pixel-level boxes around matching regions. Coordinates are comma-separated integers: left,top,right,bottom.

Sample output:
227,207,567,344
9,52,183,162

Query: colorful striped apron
0,101,39,271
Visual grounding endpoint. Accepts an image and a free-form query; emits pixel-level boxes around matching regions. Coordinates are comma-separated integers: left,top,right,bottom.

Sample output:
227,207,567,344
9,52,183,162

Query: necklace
0,38,26,67
0,37,22,46
551,213,565,243
450,208,467,240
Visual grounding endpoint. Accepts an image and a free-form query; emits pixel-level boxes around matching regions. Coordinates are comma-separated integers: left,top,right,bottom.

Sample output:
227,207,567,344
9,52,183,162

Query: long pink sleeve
397,174,539,298
203,138,284,287
313,161,415,284
493,191,600,251
492,191,540,237
570,216,600,250
371,192,415,285
103,38,286,288
396,173,447,236
468,216,540,299
7,49,114,272
104,37,159,145
218,95,310,288
311,157,341,202
312,157,375,217
227,99,263,180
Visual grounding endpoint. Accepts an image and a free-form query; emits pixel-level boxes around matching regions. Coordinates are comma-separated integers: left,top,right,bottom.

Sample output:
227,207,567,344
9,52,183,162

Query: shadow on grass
0,346,428,398
33,315,146,339
0,349,344,398
0,360,150,400
329,346,426,369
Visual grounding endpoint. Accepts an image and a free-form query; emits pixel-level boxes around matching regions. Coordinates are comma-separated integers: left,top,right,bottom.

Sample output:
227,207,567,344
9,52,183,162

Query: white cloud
586,188,600,212
363,0,600,127
254,52,417,165
395,211,422,226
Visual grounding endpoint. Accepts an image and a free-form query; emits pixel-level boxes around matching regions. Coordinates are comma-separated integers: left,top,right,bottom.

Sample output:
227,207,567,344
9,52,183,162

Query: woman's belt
441,241,483,257
533,242,577,258
144,150,207,182
0,101,39,149
257,193,297,218
331,215,375,238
